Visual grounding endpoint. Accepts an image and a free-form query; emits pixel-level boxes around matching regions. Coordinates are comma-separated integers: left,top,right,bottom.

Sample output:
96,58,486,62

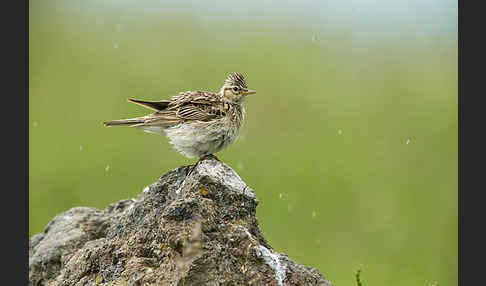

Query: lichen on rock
29,156,332,286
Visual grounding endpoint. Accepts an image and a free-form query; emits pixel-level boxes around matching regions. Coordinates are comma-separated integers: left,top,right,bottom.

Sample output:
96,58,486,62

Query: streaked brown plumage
103,72,256,159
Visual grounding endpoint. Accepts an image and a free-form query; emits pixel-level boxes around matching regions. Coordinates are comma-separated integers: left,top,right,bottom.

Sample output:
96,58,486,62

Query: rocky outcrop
29,156,332,286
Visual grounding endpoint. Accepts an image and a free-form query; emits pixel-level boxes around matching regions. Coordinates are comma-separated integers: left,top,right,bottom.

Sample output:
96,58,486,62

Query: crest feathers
223,72,248,89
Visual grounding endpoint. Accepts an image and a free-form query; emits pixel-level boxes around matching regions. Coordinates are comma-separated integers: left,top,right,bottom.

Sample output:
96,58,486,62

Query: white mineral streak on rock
235,225,257,244
62,214,73,220
196,160,256,199
124,200,136,213
243,228,253,240
255,245,288,286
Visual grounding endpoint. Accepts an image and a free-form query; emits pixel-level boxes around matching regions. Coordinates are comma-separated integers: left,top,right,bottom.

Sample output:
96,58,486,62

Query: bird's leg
186,154,220,179
201,154,221,162
186,159,201,178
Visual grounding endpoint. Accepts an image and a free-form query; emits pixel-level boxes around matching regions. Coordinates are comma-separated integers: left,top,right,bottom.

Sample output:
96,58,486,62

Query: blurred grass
29,2,457,286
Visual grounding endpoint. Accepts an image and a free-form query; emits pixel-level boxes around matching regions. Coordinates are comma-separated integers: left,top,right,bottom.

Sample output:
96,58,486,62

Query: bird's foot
200,154,221,162
186,154,220,178
186,164,196,179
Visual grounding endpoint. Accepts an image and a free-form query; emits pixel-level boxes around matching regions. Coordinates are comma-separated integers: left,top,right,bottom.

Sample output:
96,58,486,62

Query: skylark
103,72,256,160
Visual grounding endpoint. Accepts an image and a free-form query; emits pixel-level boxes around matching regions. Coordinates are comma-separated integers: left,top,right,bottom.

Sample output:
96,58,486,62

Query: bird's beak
242,89,256,96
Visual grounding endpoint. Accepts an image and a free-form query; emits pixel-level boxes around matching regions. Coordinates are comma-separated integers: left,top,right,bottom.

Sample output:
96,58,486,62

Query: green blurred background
29,1,457,285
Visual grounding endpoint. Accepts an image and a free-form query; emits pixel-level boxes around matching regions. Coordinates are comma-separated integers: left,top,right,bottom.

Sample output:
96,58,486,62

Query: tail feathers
103,118,145,127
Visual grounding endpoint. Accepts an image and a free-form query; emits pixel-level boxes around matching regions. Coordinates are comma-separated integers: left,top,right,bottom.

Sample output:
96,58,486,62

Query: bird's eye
232,87,239,92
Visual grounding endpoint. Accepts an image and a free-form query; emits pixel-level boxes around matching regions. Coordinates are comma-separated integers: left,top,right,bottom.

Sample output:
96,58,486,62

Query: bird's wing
175,104,223,121
127,98,170,111
139,104,222,125
129,91,225,128
126,90,209,112
169,91,220,107
133,104,224,129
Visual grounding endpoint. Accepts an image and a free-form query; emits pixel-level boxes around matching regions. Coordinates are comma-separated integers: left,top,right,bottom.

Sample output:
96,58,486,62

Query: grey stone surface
29,156,333,286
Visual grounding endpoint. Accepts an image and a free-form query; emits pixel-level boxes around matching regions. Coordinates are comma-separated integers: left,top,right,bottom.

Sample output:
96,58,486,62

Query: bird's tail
103,118,145,127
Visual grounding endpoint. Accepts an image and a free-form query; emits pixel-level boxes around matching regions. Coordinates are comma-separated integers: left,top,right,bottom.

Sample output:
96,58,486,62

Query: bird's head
219,72,256,103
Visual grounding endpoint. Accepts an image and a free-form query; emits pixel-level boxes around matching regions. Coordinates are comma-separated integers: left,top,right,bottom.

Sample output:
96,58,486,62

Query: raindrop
114,42,119,49
115,23,123,32
279,193,283,199
143,186,149,193
406,138,411,145
33,121,38,127
312,211,316,218
312,34,317,42
105,165,110,172
287,204,293,212
79,145,83,151
237,162,244,170
338,129,342,135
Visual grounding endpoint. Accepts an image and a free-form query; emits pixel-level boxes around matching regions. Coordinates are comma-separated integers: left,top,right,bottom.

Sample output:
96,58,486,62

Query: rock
29,156,333,286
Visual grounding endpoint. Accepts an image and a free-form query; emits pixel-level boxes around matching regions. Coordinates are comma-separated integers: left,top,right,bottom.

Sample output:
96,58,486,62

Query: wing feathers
128,98,170,111
105,91,226,129
176,105,218,121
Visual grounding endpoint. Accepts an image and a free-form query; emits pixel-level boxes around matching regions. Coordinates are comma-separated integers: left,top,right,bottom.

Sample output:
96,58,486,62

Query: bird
103,72,256,161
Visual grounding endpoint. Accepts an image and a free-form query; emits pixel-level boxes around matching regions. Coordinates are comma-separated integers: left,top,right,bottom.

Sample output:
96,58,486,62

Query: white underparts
162,119,240,158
